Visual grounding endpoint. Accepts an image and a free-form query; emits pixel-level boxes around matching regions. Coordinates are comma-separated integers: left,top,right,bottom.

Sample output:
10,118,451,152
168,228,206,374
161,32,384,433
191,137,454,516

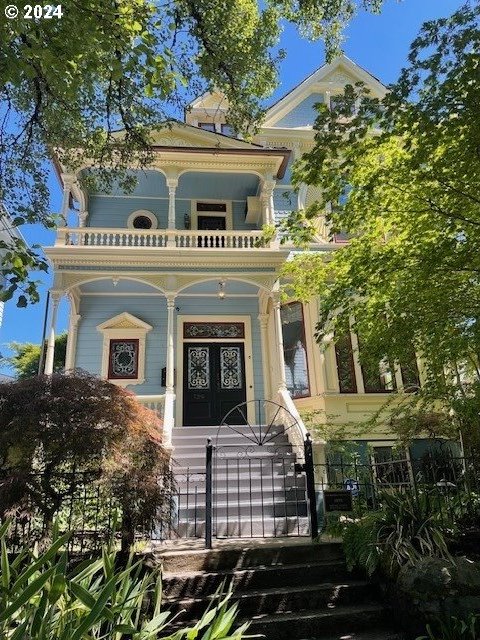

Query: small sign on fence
323,490,353,512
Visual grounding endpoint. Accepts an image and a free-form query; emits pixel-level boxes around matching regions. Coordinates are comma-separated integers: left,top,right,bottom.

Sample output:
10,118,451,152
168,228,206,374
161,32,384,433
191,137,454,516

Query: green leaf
69,573,118,640
0,565,56,622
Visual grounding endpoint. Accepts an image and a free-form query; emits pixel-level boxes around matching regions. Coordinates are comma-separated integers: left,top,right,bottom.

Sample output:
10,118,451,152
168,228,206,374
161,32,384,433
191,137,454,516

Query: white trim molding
127,210,158,230
97,312,152,387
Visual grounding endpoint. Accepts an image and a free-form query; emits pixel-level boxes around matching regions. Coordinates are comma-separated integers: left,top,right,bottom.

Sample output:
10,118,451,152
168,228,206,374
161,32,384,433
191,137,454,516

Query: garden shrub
338,490,451,578
0,371,173,548
417,613,480,640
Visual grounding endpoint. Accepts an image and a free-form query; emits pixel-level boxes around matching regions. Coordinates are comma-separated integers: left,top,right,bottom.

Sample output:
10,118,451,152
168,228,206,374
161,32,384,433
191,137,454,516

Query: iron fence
313,452,480,528
1,470,120,552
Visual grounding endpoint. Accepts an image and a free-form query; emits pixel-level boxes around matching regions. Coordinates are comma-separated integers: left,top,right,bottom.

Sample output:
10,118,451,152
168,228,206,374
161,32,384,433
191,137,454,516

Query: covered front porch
43,269,309,449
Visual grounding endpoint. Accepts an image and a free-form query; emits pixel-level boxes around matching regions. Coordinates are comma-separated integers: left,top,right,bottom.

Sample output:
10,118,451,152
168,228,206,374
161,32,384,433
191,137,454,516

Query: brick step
158,542,344,572
241,603,389,640
164,580,378,619
162,560,350,599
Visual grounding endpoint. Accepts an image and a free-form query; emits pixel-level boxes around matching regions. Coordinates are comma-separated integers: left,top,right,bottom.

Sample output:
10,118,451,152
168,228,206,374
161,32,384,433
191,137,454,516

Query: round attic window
127,210,158,230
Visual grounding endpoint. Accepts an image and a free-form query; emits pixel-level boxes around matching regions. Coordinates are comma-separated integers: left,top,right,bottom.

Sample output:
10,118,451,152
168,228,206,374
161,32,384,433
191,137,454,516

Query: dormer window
199,122,216,132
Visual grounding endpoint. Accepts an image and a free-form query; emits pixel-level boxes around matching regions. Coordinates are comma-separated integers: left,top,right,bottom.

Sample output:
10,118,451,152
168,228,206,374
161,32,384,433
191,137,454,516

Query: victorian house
44,55,428,505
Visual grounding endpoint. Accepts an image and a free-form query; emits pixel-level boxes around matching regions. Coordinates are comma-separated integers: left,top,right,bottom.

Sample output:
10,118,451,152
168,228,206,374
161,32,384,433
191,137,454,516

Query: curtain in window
281,302,310,398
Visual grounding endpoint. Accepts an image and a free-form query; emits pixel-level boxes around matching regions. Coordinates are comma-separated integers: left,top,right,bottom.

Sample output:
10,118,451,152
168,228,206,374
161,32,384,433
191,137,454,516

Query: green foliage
6,333,67,379
0,521,248,639
0,0,389,305
339,490,451,578
417,613,480,640
282,4,480,451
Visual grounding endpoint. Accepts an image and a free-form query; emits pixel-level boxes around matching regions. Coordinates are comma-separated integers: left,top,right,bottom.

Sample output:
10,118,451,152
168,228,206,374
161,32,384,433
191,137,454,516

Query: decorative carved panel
108,339,139,379
220,346,243,389
184,322,245,339
187,346,210,389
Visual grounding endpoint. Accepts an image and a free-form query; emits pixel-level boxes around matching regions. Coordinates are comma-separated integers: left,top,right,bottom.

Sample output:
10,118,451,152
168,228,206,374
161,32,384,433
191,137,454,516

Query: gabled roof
263,54,387,128
188,90,229,111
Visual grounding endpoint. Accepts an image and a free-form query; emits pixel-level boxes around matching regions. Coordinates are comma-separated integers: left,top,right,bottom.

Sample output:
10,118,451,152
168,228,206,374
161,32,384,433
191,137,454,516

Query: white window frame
127,210,158,230
97,312,152,387
191,199,232,230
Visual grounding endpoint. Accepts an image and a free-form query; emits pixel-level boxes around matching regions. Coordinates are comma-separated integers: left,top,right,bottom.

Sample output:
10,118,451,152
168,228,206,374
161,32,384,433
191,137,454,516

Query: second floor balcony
55,227,277,250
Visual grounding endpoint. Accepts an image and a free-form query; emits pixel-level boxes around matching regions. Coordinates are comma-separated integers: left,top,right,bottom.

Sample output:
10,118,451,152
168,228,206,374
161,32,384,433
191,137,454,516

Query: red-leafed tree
0,371,172,549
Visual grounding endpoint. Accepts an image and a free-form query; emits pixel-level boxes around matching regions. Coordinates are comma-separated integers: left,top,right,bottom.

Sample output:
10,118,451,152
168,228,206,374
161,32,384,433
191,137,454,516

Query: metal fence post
205,438,213,549
304,433,319,540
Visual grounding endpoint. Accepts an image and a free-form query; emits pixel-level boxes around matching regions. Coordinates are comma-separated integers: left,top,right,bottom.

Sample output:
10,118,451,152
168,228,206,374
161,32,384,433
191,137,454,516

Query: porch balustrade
55,228,271,249
136,394,165,419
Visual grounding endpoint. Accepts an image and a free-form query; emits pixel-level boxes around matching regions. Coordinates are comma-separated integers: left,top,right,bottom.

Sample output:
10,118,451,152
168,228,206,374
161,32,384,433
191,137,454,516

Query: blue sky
0,0,464,375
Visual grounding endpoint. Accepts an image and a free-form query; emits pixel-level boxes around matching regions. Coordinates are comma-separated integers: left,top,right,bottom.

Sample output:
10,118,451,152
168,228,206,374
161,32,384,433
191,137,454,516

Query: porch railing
55,228,272,249
136,394,165,419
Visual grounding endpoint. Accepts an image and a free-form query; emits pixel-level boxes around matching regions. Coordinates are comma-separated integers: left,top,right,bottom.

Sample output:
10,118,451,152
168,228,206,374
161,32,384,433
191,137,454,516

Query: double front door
183,342,247,426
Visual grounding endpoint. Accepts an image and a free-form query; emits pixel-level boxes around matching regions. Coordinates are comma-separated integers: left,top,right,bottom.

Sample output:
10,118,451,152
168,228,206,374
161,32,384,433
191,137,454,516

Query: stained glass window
281,302,310,398
108,339,139,379
334,333,357,393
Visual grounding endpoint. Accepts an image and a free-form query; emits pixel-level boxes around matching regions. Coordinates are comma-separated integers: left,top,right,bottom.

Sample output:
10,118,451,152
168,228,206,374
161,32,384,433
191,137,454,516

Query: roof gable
263,55,387,129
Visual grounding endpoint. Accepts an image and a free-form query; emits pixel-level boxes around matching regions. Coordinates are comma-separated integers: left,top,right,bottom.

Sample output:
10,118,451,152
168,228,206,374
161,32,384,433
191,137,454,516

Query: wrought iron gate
204,400,318,546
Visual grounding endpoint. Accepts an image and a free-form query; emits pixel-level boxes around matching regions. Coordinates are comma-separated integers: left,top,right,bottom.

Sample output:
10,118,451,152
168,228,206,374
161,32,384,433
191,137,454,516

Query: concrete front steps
157,540,405,640
171,424,309,539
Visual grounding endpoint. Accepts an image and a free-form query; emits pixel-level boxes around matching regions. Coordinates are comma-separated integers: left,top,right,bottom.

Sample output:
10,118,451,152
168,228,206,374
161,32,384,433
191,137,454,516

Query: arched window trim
127,210,158,230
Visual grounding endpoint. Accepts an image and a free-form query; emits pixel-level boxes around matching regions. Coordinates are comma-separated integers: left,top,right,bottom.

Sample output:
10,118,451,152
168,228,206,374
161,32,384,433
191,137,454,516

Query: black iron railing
313,452,480,529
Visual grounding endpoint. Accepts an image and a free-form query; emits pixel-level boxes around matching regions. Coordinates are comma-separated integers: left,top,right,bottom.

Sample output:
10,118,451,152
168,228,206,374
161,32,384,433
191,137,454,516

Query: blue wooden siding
176,172,259,199
85,169,167,197
87,171,260,230
274,93,324,128
76,296,167,395
88,196,168,228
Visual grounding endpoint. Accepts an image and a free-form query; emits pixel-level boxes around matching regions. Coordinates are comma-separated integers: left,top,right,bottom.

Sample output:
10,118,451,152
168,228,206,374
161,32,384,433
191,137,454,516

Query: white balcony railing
55,228,272,250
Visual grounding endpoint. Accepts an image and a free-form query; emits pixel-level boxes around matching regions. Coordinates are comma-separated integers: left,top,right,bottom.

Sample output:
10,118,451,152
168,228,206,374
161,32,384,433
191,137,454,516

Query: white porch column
258,313,271,399
166,177,178,248
44,292,61,375
65,311,81,370
78,210,88,227
60,174,74,223
272,292,287,392
261,178,276,226
163,293,176,446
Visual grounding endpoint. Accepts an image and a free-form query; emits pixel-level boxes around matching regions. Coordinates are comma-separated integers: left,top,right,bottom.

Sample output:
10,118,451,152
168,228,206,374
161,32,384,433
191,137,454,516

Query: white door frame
176,315,256,426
